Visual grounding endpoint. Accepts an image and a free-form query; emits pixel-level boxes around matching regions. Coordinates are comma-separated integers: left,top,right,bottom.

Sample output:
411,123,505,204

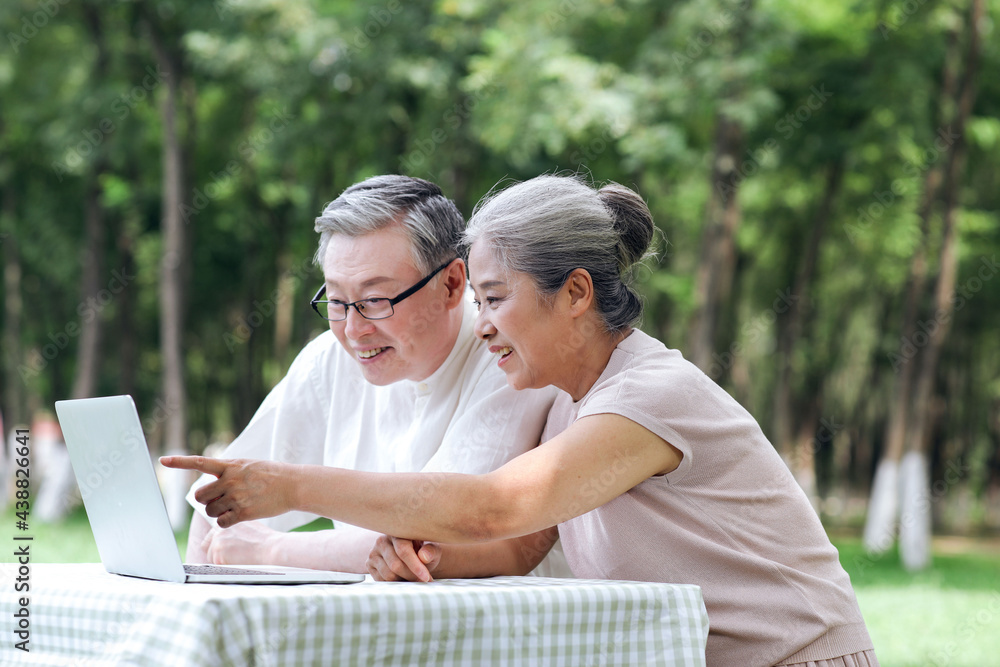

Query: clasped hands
367,535,442,582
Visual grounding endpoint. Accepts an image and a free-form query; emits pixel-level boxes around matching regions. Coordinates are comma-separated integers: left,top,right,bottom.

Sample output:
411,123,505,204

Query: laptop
54,395,365,585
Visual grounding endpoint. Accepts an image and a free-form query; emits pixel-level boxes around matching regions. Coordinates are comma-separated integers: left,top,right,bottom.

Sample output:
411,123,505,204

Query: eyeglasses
310,259,456,322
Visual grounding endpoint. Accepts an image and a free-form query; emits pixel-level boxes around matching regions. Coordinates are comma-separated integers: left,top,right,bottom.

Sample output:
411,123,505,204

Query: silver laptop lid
55,395,187,583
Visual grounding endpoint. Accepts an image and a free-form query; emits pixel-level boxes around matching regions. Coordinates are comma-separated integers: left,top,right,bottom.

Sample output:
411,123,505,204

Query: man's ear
564,268,594,317
442,258,468,308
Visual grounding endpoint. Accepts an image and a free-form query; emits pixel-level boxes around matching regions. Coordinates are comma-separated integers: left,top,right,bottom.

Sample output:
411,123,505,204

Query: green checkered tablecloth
0,563,707,666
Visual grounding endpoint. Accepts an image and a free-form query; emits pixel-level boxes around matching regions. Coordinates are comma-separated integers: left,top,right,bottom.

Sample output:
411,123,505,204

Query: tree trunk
70,178,106,400
898,450,932,570
70,0,114,403
274,253,296,368
686,2,753,376
773,160,844,468
2,191,25,430
150,31,187,450
909,0,981,459
148,19,190,531
116,223,138,398
863,15,964,556
791,397,821,507
898,0,983,571
39,177,107,523
688,114,744,373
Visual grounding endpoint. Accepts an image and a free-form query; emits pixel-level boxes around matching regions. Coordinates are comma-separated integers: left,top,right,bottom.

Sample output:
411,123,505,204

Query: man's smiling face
322,225,457,385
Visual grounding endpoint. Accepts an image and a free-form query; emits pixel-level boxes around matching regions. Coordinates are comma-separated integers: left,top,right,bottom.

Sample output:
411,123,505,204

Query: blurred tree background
1,0,998,569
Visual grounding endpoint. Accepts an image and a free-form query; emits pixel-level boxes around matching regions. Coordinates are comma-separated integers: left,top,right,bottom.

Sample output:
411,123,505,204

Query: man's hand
202,522,281,565
367,535,441,582
160,456,295,528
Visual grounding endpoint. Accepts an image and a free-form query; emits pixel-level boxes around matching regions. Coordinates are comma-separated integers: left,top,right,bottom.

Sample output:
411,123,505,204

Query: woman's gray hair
314,175,464,273
463,175,654,333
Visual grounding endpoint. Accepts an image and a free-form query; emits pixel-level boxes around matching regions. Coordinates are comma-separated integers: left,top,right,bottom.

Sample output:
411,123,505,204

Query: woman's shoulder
596,330,706,392
583,329,747,422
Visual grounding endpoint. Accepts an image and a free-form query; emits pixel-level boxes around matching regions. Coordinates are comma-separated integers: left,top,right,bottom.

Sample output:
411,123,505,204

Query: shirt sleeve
575,354,717,486
421,361,559,475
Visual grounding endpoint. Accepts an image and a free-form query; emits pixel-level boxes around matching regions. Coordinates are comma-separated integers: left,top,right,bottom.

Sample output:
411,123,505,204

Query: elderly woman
164,175,877,666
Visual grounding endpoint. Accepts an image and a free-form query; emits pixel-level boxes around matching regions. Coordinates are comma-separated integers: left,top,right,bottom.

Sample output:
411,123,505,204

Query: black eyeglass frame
310,259,457,322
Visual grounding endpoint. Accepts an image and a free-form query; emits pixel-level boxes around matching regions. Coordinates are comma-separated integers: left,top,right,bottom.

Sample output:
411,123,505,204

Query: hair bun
598,183,654,268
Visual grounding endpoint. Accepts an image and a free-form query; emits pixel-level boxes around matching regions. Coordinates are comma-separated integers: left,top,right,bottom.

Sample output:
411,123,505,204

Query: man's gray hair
463,174,654,333
314,175,464,273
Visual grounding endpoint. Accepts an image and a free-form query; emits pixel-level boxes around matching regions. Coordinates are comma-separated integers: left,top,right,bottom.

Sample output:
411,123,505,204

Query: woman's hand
160,455,295,528
367,535,441,582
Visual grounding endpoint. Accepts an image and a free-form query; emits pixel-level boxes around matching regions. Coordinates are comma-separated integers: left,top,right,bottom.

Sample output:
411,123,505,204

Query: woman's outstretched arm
161,413,682,543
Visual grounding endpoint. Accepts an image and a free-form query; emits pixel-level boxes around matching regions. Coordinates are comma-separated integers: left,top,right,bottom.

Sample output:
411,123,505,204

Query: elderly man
185,175,567,576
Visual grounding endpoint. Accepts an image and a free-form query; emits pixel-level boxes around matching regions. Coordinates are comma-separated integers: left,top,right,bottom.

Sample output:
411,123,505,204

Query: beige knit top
543,330,873,666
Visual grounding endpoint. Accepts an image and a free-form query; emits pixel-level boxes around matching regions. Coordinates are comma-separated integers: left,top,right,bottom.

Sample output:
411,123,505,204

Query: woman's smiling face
468,240,570,392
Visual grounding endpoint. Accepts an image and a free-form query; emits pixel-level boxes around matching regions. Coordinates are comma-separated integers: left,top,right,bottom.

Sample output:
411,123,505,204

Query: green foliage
0,0,997,520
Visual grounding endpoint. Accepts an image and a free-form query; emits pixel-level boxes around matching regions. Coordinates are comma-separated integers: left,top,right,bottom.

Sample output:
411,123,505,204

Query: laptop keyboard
184,564,283,576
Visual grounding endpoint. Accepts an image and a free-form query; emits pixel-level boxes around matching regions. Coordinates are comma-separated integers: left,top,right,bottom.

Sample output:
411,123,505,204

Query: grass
835,536,1000,667
1,505,189,564
4,507,999,666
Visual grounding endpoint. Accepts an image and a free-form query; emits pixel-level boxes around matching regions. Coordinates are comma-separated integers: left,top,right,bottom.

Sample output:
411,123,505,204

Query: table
1,564,708,666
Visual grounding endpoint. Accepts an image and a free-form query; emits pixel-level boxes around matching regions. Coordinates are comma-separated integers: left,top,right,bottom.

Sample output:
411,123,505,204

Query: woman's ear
564,268,594,317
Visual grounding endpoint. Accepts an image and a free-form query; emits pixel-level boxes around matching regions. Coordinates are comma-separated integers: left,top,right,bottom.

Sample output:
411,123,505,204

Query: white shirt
186,297,571,576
